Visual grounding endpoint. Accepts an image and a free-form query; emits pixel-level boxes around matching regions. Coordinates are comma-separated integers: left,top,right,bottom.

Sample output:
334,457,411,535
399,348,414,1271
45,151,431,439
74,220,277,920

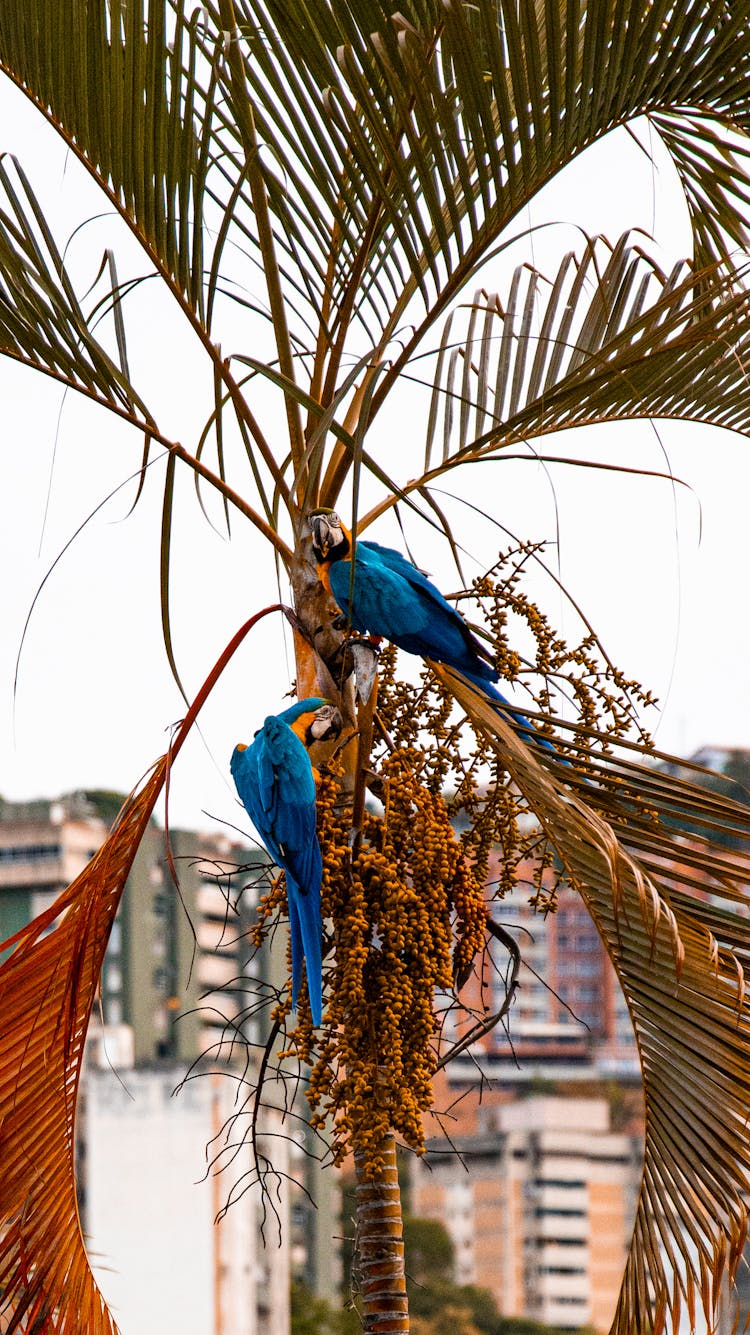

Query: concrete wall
83,1065,289,1335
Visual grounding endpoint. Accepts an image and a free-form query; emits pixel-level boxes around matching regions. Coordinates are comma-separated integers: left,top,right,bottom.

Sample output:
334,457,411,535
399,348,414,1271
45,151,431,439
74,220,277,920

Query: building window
0,844,61,862
539,1266,586,1275
534,1179,586,1190
533,1208,586,1219
539,1238,587,1248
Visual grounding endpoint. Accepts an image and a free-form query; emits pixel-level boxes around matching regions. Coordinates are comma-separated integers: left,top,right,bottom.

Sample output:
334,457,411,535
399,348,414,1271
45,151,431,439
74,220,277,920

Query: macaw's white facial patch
310,511,348,560
309,703,343,742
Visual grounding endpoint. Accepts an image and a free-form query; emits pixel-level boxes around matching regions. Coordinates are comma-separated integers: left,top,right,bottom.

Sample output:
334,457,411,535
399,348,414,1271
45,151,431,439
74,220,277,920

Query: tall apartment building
0,791,268,1064
102,818,268,1066
466,748,750,1084
80,1060,291,1335
413,1095,642,1333
0,792,109,939
450,855,640,1083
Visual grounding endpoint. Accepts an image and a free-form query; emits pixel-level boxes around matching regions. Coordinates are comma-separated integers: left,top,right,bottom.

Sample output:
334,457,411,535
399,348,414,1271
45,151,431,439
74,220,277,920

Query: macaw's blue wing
231,715,323,1024
328,539,497,683
328,538,563,766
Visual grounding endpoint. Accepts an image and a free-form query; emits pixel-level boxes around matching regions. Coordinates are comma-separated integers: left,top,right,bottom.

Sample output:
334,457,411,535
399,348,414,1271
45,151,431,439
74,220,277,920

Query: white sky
1,77,749,834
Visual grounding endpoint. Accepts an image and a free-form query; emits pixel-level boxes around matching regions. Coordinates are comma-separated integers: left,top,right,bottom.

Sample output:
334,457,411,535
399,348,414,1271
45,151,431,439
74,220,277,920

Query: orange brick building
413,1096,642,1332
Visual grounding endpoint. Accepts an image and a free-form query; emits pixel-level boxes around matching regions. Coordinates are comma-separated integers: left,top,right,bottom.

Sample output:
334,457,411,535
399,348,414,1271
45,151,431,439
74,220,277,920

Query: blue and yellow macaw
309,509,555,756
230,698,342,1026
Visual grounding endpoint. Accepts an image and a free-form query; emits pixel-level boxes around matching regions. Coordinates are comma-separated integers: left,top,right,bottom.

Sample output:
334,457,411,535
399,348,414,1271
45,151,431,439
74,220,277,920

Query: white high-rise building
80,1060,290,1335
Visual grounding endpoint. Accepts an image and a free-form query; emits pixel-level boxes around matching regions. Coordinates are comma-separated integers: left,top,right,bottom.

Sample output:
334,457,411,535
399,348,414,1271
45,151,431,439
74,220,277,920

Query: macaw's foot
348,636,381,703
320,634,382,702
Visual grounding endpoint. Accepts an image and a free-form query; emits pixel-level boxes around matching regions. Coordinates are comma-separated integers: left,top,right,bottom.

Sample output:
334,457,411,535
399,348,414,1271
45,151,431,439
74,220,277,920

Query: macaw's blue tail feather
286,876,323,1026
461,670,564,763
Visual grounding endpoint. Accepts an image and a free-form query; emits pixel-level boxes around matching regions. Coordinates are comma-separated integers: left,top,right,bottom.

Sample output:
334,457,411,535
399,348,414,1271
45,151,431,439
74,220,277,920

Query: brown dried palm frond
0,760,168,1333
0,608,276,1333
438,666,750,1335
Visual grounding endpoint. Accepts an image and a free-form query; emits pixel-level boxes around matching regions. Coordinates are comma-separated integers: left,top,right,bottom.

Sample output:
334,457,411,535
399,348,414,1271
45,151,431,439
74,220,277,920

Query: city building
448,855,641,1084
80,1055,289,1335
413,1095,642,1333
0,791,343,1324
445,751,750,1088
0,791,109,946
103,819,268,1066
0,791,270,1064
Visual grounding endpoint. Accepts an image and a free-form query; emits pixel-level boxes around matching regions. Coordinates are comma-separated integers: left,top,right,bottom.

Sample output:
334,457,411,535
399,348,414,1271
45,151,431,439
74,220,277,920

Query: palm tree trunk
292,542,409,1331
354,1131,409,1335
290,547,347,700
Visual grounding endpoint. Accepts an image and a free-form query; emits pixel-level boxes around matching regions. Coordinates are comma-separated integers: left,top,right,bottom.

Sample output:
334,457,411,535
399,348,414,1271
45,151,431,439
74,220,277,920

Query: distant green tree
80,789,134,826
291,1284,360,1335
401,1217,595,1335
403,1216,456,1284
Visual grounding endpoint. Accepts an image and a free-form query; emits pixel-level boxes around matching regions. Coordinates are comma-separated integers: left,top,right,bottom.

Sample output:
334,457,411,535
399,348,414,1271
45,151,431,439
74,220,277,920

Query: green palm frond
4,3,750,430
0,156,152,422
422,236,750,472
652,112,750,276
438,666,750,1335
0,0,219,320
0,149,289,573
212,0,750,496
220,0,750,326
1,0,750,533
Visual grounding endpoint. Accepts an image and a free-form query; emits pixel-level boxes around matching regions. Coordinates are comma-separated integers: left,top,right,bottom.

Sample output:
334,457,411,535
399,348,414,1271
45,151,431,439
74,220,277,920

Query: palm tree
1,2,750,1332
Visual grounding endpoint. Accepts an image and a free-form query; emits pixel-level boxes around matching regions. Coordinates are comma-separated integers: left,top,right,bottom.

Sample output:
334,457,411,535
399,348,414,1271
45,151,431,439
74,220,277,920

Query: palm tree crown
1,4,750,1333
